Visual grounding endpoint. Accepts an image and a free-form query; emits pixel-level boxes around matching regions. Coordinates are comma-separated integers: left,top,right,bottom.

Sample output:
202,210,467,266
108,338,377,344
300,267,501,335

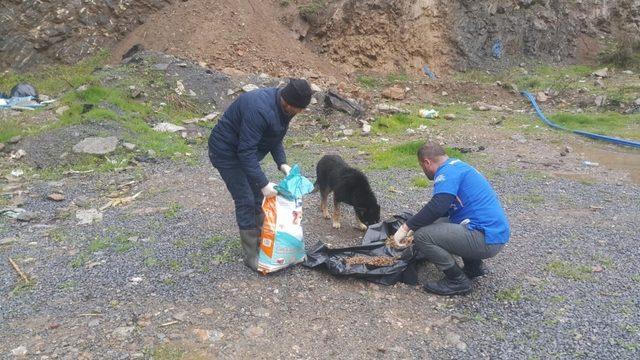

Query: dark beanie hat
281,78,313,108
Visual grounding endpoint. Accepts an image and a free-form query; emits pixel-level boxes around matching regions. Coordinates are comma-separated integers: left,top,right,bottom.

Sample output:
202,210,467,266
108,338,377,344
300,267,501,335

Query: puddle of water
573,143,640,184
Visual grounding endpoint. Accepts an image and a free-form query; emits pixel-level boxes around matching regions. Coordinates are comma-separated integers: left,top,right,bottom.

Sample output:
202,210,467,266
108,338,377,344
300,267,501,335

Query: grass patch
10,281,36,296
164,202,183,219
357,75,381,89
203,235,224,250
143,248,158,267
88,237,110,253
48,229,68,243
548,112,640,140
412,177,430,188
631,274,640,282
207,236,242,264
550,295,567,303
145,344,185,360
496,286,523,302
299,0,325,18
372,113,428,135
369,141,464,170
168,260,182,272
0,51,108,96
58,280,78,290
545,260,593,281
70,253,88,269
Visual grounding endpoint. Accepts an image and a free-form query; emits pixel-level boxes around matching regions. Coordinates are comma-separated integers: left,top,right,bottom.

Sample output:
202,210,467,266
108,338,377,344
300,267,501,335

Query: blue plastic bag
275,165,314,200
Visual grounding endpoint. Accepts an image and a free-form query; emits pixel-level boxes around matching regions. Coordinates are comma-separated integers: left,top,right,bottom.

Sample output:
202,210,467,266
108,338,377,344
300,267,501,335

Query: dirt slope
111,0,345,79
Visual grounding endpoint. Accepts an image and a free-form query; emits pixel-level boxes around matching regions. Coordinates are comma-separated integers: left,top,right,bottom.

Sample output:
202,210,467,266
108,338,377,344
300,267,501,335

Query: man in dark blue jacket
208,78,313,271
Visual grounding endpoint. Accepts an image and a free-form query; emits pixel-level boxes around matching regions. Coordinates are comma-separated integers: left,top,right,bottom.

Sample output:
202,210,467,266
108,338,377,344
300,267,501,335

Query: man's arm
271,142,287,170
237,110,269,188
405,193,456,231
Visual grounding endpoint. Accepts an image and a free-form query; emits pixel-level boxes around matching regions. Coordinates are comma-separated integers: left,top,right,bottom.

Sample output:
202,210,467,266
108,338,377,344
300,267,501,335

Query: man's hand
279,164,292,176
261,182,278,197
392,224,411,248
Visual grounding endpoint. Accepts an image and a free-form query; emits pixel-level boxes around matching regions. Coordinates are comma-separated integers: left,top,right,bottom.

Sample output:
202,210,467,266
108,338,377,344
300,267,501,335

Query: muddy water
573,143,640,184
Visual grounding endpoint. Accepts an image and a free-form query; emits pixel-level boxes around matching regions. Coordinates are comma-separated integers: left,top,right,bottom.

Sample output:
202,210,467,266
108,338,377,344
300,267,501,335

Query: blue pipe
521,91,640,149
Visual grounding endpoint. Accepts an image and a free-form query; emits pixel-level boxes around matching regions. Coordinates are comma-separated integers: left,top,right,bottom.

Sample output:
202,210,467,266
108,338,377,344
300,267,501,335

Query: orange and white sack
257,195,306,274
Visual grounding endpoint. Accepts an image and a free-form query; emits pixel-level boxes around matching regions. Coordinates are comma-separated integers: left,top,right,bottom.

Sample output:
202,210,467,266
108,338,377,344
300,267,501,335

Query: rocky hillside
1,0,639,74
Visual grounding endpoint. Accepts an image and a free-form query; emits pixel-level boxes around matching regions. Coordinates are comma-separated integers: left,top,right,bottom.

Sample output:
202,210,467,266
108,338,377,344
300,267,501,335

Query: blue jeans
213,164,264,230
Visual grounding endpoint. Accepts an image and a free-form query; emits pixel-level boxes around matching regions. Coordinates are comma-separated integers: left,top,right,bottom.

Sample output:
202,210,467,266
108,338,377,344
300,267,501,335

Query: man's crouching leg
413,223,472,295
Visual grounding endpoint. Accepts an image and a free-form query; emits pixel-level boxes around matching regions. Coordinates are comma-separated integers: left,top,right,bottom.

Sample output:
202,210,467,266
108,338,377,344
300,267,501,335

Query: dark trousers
214,165,264,230
413,218,503,271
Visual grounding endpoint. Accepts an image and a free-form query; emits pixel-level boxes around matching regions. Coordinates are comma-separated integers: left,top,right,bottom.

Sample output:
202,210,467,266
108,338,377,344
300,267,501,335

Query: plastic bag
304,212,418,285
257,165,312,274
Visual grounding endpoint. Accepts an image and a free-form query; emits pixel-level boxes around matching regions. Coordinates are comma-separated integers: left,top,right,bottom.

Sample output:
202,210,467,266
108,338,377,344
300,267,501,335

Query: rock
361,124,372,136
10,169,24,177
112,326,135,339
310,83,322,92
174,80,186,95
227,89,236,96
11,346,28,356
511,134,527,143
310,97,318,105
193,329,211,342
47,193,65,201
594,95,606,107
473,102,500,111
622,70,634,75
244,325,264,337
172,311,187,322
592,67,609,78
445,331,467,351
441,91,448,96
0,143,4,152
0,237,18,246
153,122,186,133
560,145,572,157
536,92,548,103
76,209,102,225
253,308,270,318
72,137,118,155
242,84,259,92
122,142,136,151
381,86,405,100
594,78,605,88
583,161,599,167
55,105,70,115
200,308,214,315
324,91,364,117
375,103,409,114
343,129,354,136
634,98,640,106
592,265,604,273
405,128,416,135
16,211,39,222
76,85,89,92
153,63,169,71
8,136,21,144
444,113,456,120
10,149,27,160
222,67,247,77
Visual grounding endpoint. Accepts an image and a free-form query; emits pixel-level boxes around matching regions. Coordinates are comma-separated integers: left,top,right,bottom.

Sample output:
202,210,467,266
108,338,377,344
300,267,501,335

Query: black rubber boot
462,258,487,279
239,229,260,271
423,265,472,296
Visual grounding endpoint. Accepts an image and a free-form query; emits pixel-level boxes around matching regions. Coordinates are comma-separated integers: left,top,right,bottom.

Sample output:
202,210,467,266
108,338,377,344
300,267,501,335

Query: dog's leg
320,190,330,219
332,198,341,229
355,212,367,231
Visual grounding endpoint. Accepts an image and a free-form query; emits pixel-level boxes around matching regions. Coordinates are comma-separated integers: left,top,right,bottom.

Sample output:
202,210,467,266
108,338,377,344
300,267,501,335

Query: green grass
631,274,640,282
550,295,567,303
70,253,88,269
145,345,185,360
545,260,593,281
372,113,429,135
548,112,640,140
412,177,430,188
48,229,68,243
209,236,242,264
168,260,182,272
58,280,78,290
369,141,464,170
10,281,36,296
496,286,523,302
357,75,381,89
203,235,224,250
164,202,183,219
88,237,110,253
299,0,325,18
0,51,108,96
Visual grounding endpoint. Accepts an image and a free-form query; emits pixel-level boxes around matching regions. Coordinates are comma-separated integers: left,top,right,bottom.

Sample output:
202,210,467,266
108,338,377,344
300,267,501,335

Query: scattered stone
10,149,27,160
172,311,187,322
72,137,119,155
55,105,70,115
444,113,456,120
242,84,259,92
594,78,605,88
441,91,448,96
324,91,364,117
76,85,89,92
122,142,137,151
594,95,606,107
405,128,416,135
112,326,135,339
473,102,501,111
381,86,405,100
11,346,28,356
47,193,65,202
361,124,372,136
253,308,270,318
559,145,572,157
342,129,354,136
634,98,640,106
153,63,170,71
445,331,467,351
592,265,604,273
583,161,599,167
174,80,186,95
375,103,410,114
245,325,264,337
10,169,24,177
16,211,39,222
591,67,609,78
536,92,548,103
200,308,214,315
310,83,322,92
0,237,18,246
76,209,103,225
227,89,237,96
622,70,634,75
0,143,4,152
153,122,186,133
511,134,527,144
310,97,318,105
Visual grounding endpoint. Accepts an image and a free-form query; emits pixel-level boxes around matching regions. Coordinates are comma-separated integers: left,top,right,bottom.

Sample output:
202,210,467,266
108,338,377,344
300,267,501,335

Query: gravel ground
1,140,639,359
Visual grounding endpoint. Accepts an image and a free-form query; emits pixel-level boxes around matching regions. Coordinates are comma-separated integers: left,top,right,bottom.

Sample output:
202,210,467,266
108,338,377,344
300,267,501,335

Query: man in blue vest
208,78,313,271
392,142,510,295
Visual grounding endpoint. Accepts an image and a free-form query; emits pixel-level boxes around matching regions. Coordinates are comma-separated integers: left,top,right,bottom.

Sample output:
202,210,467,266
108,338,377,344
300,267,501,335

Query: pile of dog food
345,255,398,267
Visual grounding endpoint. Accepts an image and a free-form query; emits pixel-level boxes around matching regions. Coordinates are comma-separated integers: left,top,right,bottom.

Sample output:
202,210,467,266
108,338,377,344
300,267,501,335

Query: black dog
315,155,380,231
